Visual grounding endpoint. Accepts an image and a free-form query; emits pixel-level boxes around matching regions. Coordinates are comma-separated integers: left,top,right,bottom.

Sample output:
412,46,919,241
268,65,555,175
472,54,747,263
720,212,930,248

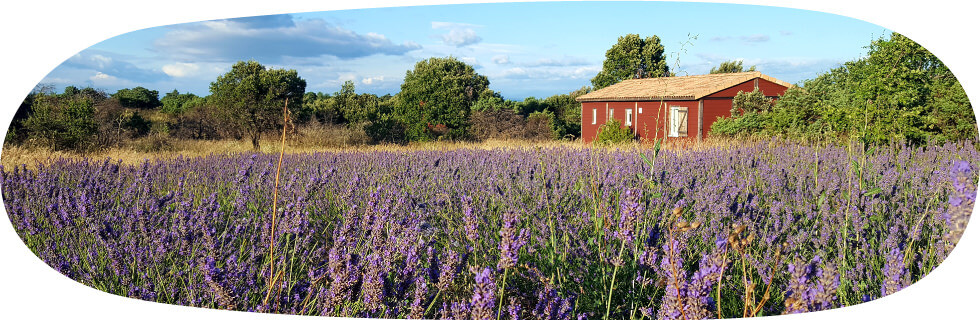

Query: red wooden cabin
576,71,791,143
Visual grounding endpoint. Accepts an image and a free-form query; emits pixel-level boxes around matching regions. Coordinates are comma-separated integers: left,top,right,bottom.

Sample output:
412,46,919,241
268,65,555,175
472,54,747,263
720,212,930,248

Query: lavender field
1,141,977,319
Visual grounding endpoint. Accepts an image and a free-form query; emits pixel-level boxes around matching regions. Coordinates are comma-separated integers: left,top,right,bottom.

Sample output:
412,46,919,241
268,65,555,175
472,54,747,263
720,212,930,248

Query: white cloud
338,73,358,82
89,54,112,69
90,72,116,81
155,14,421,62
571,66,602,77
500,67,530,79
495,65,601,81
459,56,480,68
431,21,482,47
526,57,590,67
162,62,201,78
63,50,164,83
361,75,384,85
492,55,510,64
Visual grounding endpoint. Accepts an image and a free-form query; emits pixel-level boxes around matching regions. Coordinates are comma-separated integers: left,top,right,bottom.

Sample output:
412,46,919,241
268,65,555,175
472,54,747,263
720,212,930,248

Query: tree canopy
395,57,489,141
712,32,975,144
209,60,306,149
710,60,757,74
112,86,161,109
160,90,199,115
591,34,669,90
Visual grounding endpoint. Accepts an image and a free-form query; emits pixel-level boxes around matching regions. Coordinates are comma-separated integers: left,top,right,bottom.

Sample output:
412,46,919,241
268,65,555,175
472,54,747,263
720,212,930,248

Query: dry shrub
126,132,175,153
524,112,555,141
290,123,370,148
169,105,230,140
469,109,528,140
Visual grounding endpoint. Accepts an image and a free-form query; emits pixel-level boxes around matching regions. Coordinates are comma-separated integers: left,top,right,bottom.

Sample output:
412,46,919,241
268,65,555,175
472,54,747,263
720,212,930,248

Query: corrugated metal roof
575,71,792,102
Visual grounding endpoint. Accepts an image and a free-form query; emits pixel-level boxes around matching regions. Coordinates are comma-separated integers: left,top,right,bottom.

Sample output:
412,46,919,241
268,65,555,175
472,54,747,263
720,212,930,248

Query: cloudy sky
40,1,890,100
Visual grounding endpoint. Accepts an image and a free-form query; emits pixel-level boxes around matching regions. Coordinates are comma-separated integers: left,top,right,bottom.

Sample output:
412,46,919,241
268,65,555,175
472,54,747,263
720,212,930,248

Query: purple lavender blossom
880,246,908,297
616,188,644,247
944,160,975,244
470,267,497,320
462,195,480,244
2,140,975,318
498,210,528,270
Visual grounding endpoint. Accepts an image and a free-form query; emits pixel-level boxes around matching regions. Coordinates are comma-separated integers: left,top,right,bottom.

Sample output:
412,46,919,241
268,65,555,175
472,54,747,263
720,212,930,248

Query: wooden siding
579,75,791,143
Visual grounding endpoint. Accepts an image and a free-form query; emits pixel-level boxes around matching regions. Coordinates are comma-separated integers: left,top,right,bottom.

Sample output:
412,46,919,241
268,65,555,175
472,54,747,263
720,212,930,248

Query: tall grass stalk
263,98,290,305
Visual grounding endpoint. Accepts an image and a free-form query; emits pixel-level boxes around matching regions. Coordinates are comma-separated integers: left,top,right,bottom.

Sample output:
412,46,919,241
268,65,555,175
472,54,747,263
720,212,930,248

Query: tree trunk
251,131,261,150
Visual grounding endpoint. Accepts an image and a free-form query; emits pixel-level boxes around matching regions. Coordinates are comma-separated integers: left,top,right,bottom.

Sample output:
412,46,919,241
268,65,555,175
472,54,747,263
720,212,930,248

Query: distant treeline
6,58,588,152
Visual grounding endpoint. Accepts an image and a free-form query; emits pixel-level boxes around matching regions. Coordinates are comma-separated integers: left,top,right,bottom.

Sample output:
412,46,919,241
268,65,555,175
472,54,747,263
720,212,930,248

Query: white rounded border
0,1,976,319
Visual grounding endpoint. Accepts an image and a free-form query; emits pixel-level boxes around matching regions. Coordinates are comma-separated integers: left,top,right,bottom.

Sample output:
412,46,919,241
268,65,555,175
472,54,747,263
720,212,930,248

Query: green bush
594,118,634,145
710,32,976,144
364,115,407,144
21,95,98,151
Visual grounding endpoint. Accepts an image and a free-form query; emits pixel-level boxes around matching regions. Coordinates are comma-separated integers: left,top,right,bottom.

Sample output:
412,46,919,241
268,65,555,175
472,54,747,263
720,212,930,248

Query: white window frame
625,109,633,126
592,108,597,125
609,109,614,119
668,106,689,137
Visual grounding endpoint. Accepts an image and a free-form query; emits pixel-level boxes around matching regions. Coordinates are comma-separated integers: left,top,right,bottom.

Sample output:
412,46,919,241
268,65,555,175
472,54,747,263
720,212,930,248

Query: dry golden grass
1,135,742,169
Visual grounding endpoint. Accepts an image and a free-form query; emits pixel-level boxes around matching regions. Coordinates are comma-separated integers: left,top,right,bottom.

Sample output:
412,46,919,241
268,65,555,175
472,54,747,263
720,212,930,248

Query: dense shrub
169,102,227,140
526,111,556,141
364,115,407,144
112,86,161,109
594,118,634,145
127,132,175,153
467,109,523,141
20,94,98,151
712,33,976,144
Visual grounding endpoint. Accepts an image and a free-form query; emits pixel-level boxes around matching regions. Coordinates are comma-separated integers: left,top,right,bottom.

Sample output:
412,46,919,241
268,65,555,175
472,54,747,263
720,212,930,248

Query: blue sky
40,1,890,100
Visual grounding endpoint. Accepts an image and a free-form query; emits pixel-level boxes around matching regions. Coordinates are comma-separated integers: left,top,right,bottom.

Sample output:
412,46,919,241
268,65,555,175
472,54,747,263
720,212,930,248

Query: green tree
471,95,511,113
710,60,757,74
112,86,161,109
160,90,200,115
711,32,976,144
591,34,669,90
21,93,98,151
395,57,489,141
336,80,357,123
299,92,340,124
730,89,773,115
542,86,590,139
209,60,306,149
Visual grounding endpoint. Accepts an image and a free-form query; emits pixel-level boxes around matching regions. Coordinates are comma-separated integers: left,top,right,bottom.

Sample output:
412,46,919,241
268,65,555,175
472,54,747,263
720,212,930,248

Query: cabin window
609,109,614,119
592,108,597,125
638,107,643,114
669,106,688,137
625,109,633,126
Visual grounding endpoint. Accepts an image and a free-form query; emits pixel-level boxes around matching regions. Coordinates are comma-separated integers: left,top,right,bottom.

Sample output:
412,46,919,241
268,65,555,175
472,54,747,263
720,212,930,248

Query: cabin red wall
698,79,790,138
580,100,702,143
706,81,756,98
701,98,733,138
634,100,699,142
757,78,789,96
580,78,791,143
581,101,605,143
707,79,789,98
